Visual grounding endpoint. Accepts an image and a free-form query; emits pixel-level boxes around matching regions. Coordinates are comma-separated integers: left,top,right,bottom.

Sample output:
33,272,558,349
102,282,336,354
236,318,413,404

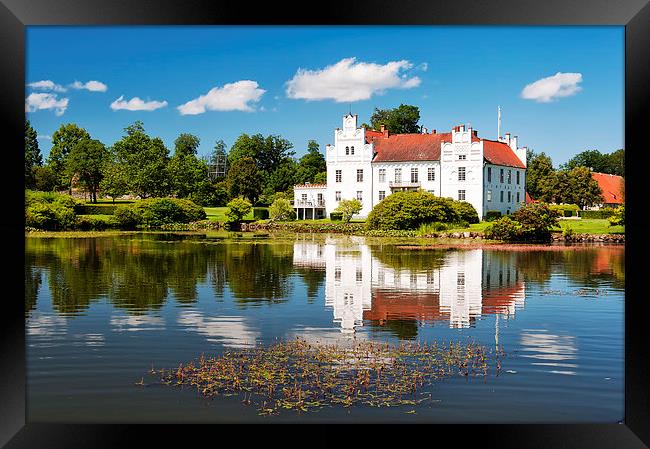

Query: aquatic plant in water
144,338,504,415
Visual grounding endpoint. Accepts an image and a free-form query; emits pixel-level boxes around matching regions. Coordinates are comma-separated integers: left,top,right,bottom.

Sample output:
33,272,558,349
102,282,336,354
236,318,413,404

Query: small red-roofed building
587,172,625,210
294,113,528,221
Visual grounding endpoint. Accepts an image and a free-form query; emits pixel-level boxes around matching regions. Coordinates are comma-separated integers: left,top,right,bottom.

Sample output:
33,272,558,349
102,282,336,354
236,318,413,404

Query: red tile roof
364,129,384,143
367,131,525,168
525,192,537,203
369,133,449,162
482,139,526,169
591,172,624,204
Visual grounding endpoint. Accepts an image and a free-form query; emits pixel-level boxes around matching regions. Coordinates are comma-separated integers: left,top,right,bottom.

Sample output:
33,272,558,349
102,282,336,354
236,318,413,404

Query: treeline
24,120,326,205
526,148,624,207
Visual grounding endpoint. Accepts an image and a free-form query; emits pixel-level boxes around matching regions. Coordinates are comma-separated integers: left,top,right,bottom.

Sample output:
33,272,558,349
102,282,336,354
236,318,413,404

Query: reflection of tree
513,251,559,286
294,267,326,303
369,245,447,272
369,318,419,340
25,255,41,317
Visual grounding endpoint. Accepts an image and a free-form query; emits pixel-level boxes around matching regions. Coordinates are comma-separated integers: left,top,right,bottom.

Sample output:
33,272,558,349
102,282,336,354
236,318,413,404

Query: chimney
432,129,436,134
422,127,428,134
472,130,478,137
380,124,388,137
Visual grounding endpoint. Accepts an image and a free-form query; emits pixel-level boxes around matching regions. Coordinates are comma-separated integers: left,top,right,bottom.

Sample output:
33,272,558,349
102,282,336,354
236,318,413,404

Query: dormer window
350,146,354,155
345,146,349,155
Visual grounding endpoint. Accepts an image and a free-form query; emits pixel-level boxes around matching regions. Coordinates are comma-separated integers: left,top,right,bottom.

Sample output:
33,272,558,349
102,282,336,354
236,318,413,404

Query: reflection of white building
292,239,526,332
294,113,527,220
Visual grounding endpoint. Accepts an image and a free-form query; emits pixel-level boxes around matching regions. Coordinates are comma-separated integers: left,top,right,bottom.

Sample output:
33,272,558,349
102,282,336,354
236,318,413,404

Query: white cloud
25,93,69,116
71,80,108,92
417,62,429,72
521,72,583,103
27,80,67,92
110,95,168,111
177,80,265,115
285,57,421,102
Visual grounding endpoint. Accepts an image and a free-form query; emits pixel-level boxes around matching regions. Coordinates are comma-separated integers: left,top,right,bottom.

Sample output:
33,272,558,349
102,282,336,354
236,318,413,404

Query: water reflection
292,237,526,334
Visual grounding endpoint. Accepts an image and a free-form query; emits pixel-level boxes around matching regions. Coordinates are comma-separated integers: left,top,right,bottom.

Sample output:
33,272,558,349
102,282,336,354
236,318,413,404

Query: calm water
25,233,625,423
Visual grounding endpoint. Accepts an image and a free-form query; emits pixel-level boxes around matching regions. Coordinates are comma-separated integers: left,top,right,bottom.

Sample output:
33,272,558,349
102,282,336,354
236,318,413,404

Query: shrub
562,225,575,237
366,191,460,231
269,198,295,221
75,215,118,231
225,197,253,225
417,222,448,235
253,207,270,220
550,204,580,217
452,201,479,224
113,206,140,230
330,212,343,221
113,198,206,229
486,203,559,241
333,198,363,223
25,190,78,208
608,204,625,226
510,203,560,240
25,202,77,230
579,209,615,219
484,210,502,222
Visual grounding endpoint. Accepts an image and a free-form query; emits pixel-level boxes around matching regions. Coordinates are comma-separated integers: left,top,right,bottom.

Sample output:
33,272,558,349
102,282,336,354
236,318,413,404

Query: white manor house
293,113,527,221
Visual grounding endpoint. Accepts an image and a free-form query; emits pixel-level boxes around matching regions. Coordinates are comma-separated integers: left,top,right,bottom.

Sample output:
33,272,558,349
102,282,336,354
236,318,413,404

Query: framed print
3,0,649,447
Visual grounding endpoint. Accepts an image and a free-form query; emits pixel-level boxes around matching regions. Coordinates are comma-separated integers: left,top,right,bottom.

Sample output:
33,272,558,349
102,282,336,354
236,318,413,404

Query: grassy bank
445,218,623,235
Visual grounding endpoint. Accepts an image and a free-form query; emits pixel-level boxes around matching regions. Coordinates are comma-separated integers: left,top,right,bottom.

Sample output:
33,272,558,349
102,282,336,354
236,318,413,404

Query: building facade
294,113,527,221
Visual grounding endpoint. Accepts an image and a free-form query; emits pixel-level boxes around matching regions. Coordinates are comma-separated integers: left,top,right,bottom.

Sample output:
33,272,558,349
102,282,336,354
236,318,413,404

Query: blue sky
26,26,623,165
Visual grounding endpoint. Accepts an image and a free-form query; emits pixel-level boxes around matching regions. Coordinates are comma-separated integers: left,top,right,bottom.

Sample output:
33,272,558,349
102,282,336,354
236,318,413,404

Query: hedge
113,198,207,229
75,215,119,231
74,204,118,215
253,207,270,220
550,204,580,217
330,212,343,221
578,209,615,219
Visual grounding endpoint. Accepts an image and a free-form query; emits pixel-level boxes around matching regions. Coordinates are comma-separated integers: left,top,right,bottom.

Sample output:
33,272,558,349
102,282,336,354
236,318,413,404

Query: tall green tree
226,157,263,204
210,139,229,180
295,140,326,184
548,166,603,208
25,120,43,188
66,138,109,203
228,133,295,174
168,152,208,198
365,104,421,134
111,121,170,198
526,149,555,200
564,149,624,176
47,123,91,192
99,162,129,203
173,133,200,157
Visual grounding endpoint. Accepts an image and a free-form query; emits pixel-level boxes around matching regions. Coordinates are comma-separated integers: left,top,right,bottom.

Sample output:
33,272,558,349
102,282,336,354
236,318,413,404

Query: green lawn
204,207,257,222
447,218,623,235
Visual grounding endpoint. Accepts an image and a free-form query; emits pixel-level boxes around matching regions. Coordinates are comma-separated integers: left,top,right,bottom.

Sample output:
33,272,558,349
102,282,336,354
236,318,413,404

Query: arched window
350,146,355,155
345,146,349,155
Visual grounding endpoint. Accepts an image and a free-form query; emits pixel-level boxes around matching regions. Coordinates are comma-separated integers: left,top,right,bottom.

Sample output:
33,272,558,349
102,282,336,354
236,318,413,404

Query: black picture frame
3,0,648,447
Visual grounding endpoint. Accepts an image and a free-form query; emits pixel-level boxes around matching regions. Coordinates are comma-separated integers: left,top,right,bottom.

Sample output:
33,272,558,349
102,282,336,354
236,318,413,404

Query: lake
25,232,624,423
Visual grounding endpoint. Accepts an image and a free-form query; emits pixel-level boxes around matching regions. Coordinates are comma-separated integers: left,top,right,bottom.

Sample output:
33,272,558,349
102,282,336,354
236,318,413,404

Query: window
301,193,307,202
516,192,520,203
458,190,466,201
350,146,355,155
487,190,492,202
345,146,349,155
516,171,520,185
357,191,363,201
379,191,385,201
458,167,466,181
411,167,419,183
459,154,466,160
487,167,492,182
508,191,511,202
508,170,512,184
378,168,386,183
335,191,341,201
357,169,363,182
395,168,402,183
335,267,341,281
428,167,435,181
356,268,362,283
500,169,504,183
335,170,342,182
500,191,504,202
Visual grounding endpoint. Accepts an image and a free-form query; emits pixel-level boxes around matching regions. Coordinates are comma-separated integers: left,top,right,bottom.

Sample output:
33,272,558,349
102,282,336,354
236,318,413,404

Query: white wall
482,164,526,216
